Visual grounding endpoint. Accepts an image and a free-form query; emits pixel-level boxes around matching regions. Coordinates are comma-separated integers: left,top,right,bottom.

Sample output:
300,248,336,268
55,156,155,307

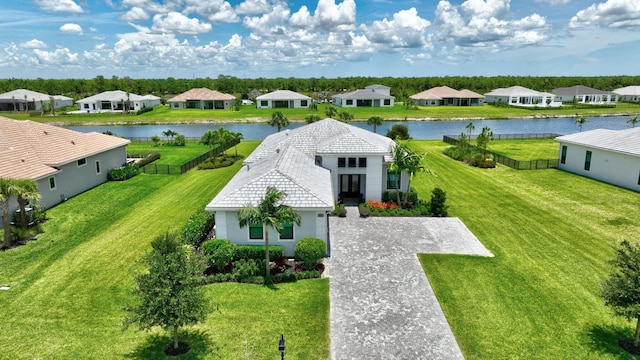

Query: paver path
329,207,493,360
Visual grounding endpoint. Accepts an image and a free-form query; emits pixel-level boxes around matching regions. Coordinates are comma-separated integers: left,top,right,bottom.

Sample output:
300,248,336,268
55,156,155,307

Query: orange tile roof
167,88,236,102
410,86,484,100
0,116,130,180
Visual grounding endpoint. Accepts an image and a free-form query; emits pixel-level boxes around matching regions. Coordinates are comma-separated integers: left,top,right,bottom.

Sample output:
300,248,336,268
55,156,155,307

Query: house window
300,100,308,107
386,171,400,190
249,222,263,240
348,157,356,167
346,99,353,105
83,104,89,109
338,157,346,168
77,158,86,167
384,99,391,106
358,157,367,167
279,222,294,240
260,100,268,107
584,151,592,171
95,161,101,174
560,146,567,164
49,177,56,190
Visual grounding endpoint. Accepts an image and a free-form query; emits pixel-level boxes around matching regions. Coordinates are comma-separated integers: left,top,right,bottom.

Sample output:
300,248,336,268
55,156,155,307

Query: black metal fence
442,133,560,170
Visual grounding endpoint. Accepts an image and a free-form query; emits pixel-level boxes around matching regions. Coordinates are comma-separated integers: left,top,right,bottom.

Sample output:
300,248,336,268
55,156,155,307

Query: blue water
65,116,634,140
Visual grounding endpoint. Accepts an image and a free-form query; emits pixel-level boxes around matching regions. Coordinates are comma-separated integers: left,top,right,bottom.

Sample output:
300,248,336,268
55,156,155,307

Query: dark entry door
340,174,360,200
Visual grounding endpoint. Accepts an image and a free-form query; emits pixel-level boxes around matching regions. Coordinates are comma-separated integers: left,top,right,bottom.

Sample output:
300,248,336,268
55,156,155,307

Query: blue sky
0,0,639,79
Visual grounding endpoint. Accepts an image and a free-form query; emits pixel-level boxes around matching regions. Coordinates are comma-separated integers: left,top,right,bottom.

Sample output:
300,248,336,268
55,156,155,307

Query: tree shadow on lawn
583,323,635,358
125,329,219,359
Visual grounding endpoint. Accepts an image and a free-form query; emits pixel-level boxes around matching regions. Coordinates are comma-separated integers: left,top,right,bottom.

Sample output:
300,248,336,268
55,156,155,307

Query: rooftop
332,89,394,100
256,90,311,100
555,127,640,157
167,88,235,102
551,85,611,96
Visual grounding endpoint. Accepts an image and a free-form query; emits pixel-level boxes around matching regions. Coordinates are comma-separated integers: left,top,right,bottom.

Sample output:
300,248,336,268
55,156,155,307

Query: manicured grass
488,138,559,160
0,140,330,359
126,140,215,165
410,140,640,359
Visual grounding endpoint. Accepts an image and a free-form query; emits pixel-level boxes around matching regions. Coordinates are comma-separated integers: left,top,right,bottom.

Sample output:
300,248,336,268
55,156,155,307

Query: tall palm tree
0,178,20,246
367,116,383,133
15,179,40,228
575,116,588,132
628,116,638,128
388,143,406,205
237,187,301,283
162,129,178,143
268,111,289,132
230,131,243,157
199,129,220,159
401,150,427,206
465,121,475,139
215,127,233,155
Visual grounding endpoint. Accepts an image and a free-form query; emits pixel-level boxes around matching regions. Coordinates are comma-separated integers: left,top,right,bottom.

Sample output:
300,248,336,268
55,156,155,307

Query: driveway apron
329,207,492,360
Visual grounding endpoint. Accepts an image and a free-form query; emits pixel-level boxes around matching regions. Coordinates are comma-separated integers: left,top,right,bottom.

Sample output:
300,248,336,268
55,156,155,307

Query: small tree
14,179,41,228
200,130,220,159
324,106,338,118
163,129,178,144
465,122,475,139
476,126,493,158
428,188,448,217
367,116,383,133
305,114,321,124
338,111,353,122
123,232,210,355
386,124,411,140
0,178,20,247
575,116,589,132
151,135,160,147
268,111,289,132
602,240,640,348
627,116,638,128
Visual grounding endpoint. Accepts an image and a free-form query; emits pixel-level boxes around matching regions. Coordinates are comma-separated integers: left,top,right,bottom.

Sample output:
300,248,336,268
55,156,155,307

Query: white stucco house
613,86,640,102
0,116,130,219
410,86,484,106
76,90,161,113
551,85,617,105
0,89,73,111
256,90,311,109
332,85,395,108
484,86,560,107
205,118,408,255
167,88,236,110
555,127,640,192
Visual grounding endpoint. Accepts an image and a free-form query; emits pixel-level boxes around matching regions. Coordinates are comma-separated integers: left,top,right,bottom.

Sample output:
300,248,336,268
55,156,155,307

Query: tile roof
365,84,390,90
205,145,333,210
0,89,61,102
167,88,235,102
332,89,394,100
410,86,484,100
555,127,640,157
256,90,311,100
613,86,640,96
484,86,545,97
76,90,154,103
551,85,611,96
0,116,130,179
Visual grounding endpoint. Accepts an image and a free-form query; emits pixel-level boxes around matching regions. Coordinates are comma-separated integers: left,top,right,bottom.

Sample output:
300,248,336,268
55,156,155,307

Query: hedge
180,210,215,247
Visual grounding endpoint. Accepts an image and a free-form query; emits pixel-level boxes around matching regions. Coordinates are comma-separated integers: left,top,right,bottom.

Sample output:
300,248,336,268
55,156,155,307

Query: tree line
2,75,640,101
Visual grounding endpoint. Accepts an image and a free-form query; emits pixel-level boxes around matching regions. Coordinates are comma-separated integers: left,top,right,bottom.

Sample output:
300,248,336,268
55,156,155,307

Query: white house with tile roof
167,87,236,110
551,85,617,104
256,90,311,109
0,89,73,111
76,90,160,113
205,118,408,255
332,86,395,108
0,116,130,217
484,86,560,107
555,127,640,192
613,86,640,102
410,86,484,106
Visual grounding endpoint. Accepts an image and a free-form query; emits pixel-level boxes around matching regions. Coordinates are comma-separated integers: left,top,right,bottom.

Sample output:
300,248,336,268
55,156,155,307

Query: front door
340,174,360,202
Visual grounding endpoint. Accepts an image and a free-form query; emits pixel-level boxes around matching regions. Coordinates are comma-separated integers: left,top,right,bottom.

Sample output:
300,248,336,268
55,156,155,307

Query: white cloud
184,0,239,23
34,0,83,13
121,7,149,21
236,0,272,15
151,12,212,35
18,39,48,49
121,0,181,14
570,0,640,28
534,0,571,5
33,48,79,65
243,4,290,35
59,23,84,35
361,8,431,48
290,0,356,32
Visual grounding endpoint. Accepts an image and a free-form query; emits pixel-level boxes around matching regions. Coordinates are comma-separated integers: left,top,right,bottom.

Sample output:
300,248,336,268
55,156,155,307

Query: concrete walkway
329,207,492,360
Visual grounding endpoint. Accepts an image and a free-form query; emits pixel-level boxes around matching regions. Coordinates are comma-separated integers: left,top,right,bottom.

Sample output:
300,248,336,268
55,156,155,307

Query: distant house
551,85,617,105
410,86,484,106
555,127,640,192
205,118,408,256
613,86,640,102
332,85,395,108
0,89,73,111
256,90,311,109
76,91,161,113
0,116,130,217
167,88,236,110
484,86,559,107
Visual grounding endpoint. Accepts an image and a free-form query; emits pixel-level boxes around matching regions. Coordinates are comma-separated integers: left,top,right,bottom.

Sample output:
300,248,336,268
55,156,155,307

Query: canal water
65,116,634,140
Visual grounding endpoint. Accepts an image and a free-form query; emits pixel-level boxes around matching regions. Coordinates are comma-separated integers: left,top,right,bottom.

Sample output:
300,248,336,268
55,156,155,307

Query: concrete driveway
329,207,493,360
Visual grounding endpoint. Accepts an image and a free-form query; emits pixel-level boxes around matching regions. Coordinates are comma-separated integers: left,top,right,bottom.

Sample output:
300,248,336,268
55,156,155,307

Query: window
584,150,592,171
560,146,567,164
49,177,56,190
260,100,268,107
386,171,400,189
358,157,367,168
338,157,346,168
249,222,263,240
279,222,294,240
346,99,353,105
348,157,356,167
384,99,391,106
300,100,308,107
77,158,86,167
95,161,101,174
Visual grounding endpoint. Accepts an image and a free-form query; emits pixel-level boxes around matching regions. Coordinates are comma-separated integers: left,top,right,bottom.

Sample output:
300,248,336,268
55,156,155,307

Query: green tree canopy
367,116,383,133
0,178,21,246
268,111,289,132
386,124,411,140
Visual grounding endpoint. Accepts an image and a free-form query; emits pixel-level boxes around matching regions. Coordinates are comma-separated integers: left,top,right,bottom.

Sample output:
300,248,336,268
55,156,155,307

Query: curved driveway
329,207,493,360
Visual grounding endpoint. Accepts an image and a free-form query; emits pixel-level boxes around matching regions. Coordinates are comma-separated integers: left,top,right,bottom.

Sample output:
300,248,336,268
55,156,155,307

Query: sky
0,0,639,79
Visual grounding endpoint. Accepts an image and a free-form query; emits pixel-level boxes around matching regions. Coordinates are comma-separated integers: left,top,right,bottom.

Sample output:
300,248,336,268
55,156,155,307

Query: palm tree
0,178,20,246
388,143,406,205
14,179,40,228
230,131,243,157
367,116,383,133
465,122,475,139
268,111,289,132
401,150,427,206
324,106,338,118
575,116,588,132
215,127,233,155
237,187,301,283
199,130,220,159
305,114,321,124
163,129,178,143
628,116,639,128
338,111,353,122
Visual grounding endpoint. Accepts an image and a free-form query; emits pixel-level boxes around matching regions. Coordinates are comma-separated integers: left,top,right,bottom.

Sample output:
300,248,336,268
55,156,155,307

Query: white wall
256,99,310,109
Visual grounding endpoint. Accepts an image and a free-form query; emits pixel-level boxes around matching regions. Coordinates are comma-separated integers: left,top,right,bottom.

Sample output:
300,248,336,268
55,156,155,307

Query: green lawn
0,140,329,360
126,140,216,165
488,138,559,160
410,140,640,359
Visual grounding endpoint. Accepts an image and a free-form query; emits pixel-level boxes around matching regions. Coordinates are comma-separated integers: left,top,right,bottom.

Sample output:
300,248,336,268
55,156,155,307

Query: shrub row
442,146,496,168
382,190,418,206
197,155,243,170
107,163,139,181
201,270,320,285
136,106,154,115
180,210,215,247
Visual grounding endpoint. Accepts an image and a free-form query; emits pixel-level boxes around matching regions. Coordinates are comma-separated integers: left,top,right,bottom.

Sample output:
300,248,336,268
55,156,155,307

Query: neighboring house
0,116,130,217
551,85,617,104
256,90,311,109
0,89,73,111
484,86,560,107
332,85,395,108
76,91,161,113
167,88,236,110
409,86,484,106
205,118,408,255
613,86,640,102
555,127,640,192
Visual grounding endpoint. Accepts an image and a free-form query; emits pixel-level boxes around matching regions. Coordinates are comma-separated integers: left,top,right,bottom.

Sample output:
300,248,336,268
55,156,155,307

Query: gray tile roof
256,90,311,101
484,86,544,97
76,90,153,103
0,89,61,102
613,86,640,96
551,85,611,96
555,127,640,157
332,89,394,100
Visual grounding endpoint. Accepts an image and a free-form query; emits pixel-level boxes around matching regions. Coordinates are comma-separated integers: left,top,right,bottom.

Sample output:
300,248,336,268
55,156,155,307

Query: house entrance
340,174,361,204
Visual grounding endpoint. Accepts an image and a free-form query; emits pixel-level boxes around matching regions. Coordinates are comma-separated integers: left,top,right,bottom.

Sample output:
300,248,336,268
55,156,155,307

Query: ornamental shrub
107,163,139,181
428,187,448,217
202,239,236,272
295,237,326,269
233,245,283,262
180,210,215,247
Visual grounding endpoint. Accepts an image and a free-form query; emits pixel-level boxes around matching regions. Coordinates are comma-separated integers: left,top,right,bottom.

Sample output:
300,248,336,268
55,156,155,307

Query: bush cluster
180,210,215,247
331,203,347,217
382,190,418,205
294,237,326,269
442,146,496,168
202,270,320,285
136,106,154,115
107,163,139,181
234,244,283,262
197,155,243,170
